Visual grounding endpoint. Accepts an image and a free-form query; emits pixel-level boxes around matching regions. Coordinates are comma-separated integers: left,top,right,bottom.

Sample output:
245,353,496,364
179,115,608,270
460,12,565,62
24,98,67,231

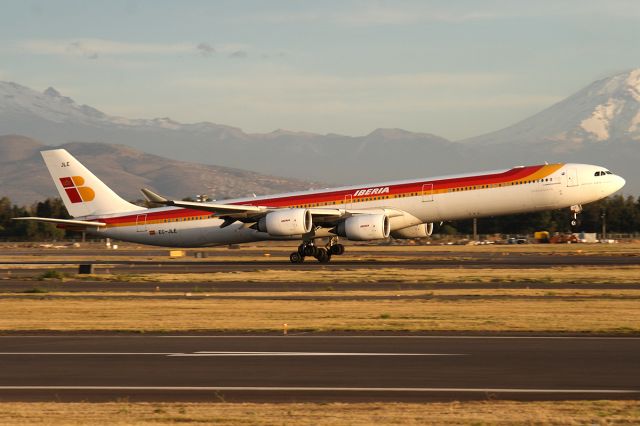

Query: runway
0,335,638,402
1,253,640,281
3,254,640,268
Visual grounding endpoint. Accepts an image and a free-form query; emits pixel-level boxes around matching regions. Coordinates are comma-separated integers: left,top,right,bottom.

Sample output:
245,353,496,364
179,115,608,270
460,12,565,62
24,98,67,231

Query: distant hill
1,70,639,193
0,135,316,206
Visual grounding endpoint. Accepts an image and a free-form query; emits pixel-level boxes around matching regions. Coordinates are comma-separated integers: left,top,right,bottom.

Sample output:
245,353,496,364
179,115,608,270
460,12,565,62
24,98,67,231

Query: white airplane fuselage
81,163,625,247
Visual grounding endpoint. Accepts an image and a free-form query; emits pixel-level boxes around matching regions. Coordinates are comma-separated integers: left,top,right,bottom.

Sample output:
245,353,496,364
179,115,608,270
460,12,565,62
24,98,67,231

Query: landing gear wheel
571,220,577,226
315,247,331,263
303,245,318,257
290,252,304,263
330,244,345,255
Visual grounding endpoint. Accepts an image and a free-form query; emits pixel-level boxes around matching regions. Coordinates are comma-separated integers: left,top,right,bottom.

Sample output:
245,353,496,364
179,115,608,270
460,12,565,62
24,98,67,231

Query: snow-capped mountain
463,69,640,146
0,81,245,135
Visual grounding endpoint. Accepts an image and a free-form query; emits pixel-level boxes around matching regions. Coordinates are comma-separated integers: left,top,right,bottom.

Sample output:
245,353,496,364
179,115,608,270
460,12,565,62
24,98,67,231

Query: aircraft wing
161,199,266,216
13,217,106,229
141,188,267,218
141,188,411,224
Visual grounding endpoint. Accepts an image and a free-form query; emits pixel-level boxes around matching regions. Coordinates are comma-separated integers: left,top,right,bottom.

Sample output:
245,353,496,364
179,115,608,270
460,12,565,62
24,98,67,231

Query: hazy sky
1,0,639,139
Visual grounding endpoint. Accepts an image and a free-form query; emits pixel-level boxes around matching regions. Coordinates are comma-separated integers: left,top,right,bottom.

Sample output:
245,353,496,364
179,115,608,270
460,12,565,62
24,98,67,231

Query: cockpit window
606,171,612,174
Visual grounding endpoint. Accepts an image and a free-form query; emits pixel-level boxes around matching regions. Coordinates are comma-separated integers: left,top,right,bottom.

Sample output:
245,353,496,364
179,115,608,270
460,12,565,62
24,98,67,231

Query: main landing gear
289,238,345,263
570,204,583,227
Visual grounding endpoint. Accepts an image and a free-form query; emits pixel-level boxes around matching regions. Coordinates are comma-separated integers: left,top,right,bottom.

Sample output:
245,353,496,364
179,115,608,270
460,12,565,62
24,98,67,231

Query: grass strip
1,296,639,333
67,266,640,284
0,401,639,425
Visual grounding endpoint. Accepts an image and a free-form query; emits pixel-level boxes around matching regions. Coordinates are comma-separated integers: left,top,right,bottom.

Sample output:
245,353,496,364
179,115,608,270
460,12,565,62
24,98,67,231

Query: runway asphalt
0,335,638,402
1,253,639,280
3,254,640,268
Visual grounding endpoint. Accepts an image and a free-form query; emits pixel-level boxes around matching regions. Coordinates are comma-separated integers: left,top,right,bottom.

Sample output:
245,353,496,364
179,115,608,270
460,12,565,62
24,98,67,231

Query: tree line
448,194,640,236
0,197,70,240
0,195,639,241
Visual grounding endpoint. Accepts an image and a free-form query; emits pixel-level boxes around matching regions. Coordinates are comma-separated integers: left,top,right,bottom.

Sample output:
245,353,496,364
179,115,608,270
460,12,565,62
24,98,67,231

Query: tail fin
41,149,142,218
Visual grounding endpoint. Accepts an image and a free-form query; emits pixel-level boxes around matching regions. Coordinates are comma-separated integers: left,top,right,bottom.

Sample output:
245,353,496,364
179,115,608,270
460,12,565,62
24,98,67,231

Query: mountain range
1,69,639,200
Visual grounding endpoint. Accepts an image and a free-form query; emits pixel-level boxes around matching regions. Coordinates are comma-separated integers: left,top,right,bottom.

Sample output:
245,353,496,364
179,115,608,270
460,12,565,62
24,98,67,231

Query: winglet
141,188,169,204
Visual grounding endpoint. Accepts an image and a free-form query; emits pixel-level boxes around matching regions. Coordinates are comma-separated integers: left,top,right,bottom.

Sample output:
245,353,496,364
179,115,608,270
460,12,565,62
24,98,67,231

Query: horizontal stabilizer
13,217,106,228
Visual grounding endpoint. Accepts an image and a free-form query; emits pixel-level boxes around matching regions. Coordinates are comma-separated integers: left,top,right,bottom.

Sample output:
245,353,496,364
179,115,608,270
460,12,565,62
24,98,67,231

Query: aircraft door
566,168,579,187
422,183,434,202
344,194,353,209
136,214,148,232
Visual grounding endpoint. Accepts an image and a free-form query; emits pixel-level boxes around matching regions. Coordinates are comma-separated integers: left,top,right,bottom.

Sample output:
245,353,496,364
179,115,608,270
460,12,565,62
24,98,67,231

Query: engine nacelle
257,209,312,236
390,223,434,239
336,214,390,241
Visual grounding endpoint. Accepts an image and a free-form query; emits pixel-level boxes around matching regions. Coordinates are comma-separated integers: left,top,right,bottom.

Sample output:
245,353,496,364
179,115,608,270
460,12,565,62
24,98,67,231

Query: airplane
15,149,625,263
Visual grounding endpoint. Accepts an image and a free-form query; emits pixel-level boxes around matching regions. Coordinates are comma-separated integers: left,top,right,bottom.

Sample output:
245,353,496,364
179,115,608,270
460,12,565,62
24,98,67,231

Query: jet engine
257,209,312,236
390,223,434,239
336,214,390,241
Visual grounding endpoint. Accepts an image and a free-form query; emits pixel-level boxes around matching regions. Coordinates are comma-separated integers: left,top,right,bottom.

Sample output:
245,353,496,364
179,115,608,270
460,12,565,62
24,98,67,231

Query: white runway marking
0,386,636,394
0,353,173,356
0,351,464,357
168,351,465,357
2,335,639,340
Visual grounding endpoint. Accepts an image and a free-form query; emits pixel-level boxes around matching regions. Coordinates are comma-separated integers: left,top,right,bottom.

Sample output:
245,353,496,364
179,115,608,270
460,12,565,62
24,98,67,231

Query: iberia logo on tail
59,176,95,203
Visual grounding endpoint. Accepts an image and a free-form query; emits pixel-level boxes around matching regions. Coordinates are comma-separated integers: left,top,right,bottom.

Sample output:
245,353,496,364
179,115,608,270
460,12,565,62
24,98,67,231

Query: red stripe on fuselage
100,208,212,225
234,165,543,207
95,165,547,225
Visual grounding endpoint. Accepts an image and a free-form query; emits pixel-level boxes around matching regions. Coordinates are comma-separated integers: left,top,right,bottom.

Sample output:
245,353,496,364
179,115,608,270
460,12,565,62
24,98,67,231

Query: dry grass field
1,288,639,333
0,400,639,425
73,265,640,284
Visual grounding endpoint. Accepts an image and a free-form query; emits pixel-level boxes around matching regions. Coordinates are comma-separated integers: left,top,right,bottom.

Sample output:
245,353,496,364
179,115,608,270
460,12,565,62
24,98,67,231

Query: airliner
15,149,625,263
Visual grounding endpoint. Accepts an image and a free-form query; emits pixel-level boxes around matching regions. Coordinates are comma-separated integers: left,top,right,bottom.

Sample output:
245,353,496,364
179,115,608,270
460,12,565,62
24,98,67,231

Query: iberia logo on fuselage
353,186,389,197
59,176,95,203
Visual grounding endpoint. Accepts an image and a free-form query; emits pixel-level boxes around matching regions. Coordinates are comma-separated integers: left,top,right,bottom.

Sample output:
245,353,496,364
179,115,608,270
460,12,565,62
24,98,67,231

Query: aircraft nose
613,175,626,192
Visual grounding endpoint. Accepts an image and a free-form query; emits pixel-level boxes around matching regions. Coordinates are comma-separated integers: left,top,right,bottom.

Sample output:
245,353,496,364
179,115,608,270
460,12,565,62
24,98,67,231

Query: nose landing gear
289,237,345,263
570,204,583,227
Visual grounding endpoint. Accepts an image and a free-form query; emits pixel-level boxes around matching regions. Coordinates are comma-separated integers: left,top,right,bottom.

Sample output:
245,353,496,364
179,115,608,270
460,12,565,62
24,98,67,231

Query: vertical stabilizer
41,149,143,217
